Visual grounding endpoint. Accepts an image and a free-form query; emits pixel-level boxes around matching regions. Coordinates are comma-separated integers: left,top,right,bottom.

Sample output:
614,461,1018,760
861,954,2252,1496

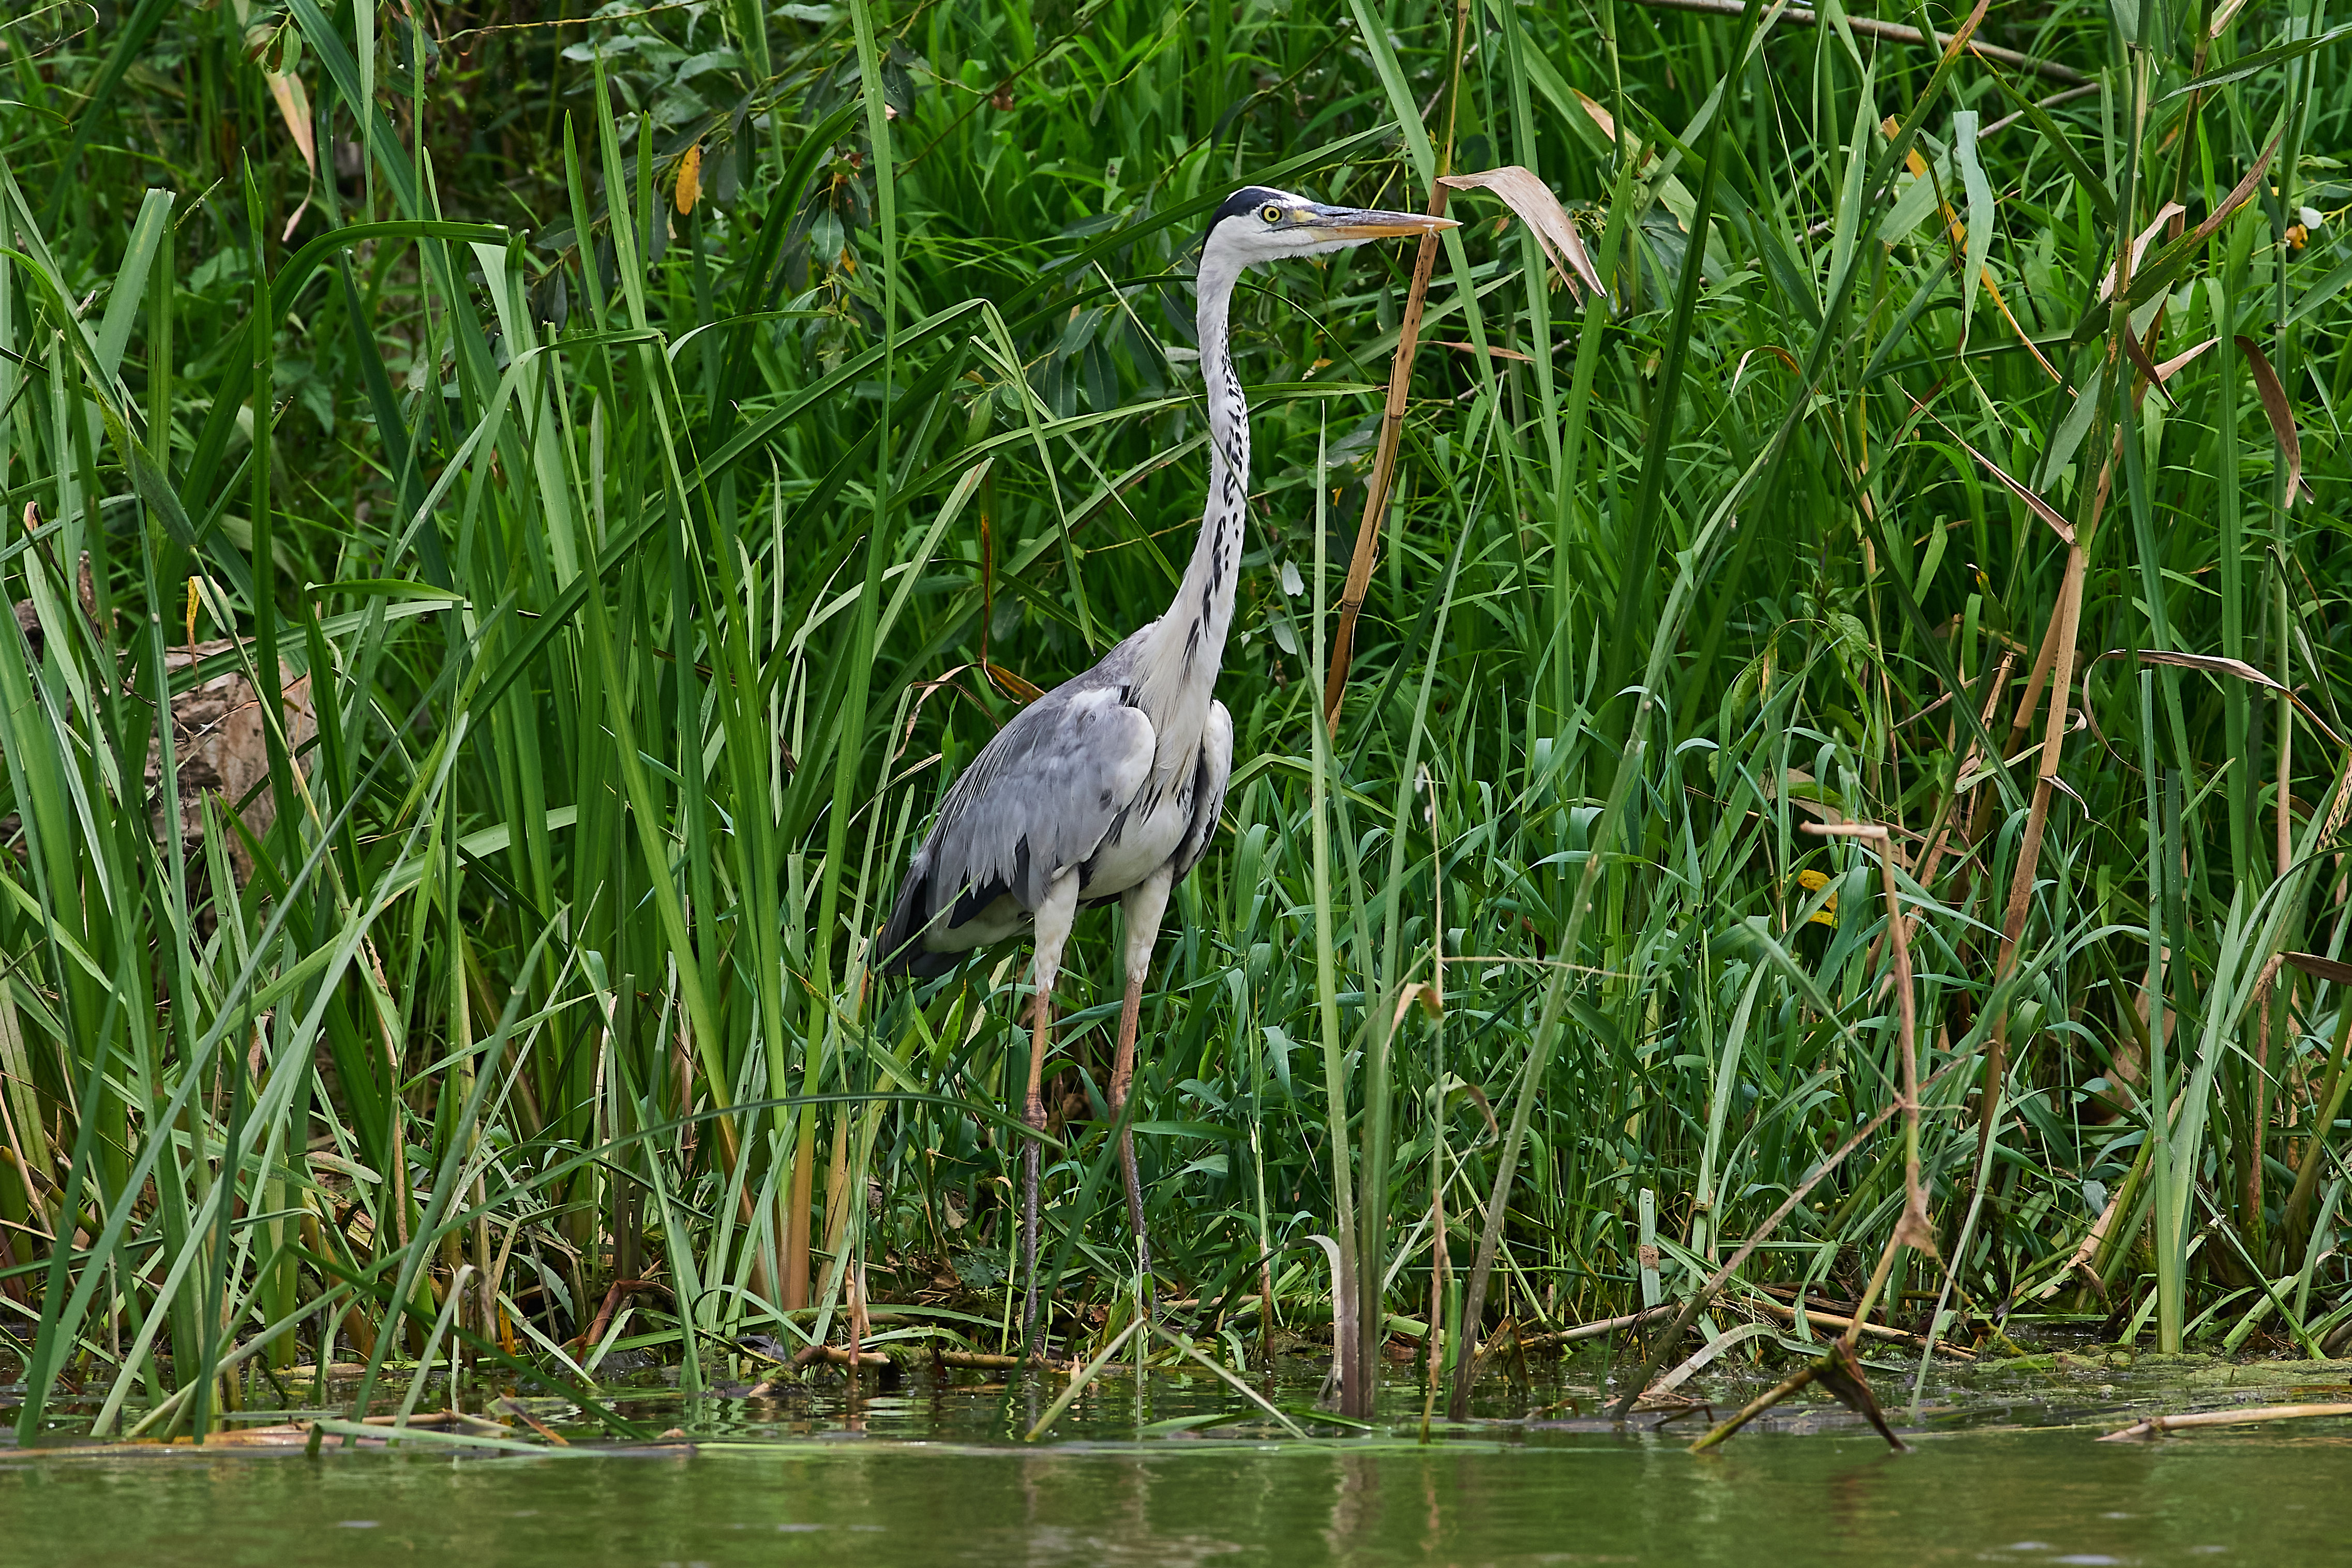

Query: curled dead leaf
1389,981,1445,1030
2153,336,2218,382
2090,647,2346,749
2283,951,2352,985
2235,336,2308,507
1908,395,2074,544
986,661,1044,703
2098,202,2186,301
1434,165,1608,304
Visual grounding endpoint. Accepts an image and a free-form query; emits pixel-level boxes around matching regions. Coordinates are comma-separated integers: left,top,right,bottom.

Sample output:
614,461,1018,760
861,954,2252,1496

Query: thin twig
1622,0,2088,83
1983,82,2101,135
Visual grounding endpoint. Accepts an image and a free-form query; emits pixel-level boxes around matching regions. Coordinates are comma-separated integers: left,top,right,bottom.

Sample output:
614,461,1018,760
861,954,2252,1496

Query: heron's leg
1020,871,1081,1345
1114,868,1174,1319
1020,991,1051,1343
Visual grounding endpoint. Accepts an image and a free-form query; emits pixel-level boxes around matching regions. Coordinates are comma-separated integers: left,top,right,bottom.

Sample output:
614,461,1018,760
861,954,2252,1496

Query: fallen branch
744,1333,1078,1386
1624,0,2088,82
2099,1403,2352,1441
1690,1338,1909,1453
1747,1296,1976,1358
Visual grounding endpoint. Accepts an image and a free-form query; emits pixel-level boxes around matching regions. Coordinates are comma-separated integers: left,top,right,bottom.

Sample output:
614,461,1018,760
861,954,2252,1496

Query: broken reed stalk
1516,1304,1679,1349
1688,1337,1908,1453
1606,1053,1969,1419
1676,823,1931,1451
1688,1361,1819,1453
1621,0,2088,83
2099,1403,2352,1441
1324,185,1451,733
1745,1296,1972,1356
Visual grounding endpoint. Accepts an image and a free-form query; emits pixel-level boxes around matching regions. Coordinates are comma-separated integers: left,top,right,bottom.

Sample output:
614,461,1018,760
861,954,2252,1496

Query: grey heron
880,185,1457,1335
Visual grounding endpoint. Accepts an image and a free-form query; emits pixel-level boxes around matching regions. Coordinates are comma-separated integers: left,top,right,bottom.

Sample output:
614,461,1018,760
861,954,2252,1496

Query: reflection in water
1822,1449,1890,1544
5,1427,2349,1567
7,1362,2352,1566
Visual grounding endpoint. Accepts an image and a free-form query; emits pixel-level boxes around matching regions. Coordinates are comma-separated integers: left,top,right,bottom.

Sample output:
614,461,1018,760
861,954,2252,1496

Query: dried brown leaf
1910,397,2074,544
2134,647,2286,692
2283,951,2352,985
2153,336,2218,381
986,661,1044,703
2098,202,2186,301
1435,165,1607,303
265,69,317,241
2107,647,2347,748
2235,335,2307,506
1571,87,1616,144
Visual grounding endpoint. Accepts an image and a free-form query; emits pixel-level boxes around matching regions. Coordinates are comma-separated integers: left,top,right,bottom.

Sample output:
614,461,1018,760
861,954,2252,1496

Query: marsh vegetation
0,0,2348,1444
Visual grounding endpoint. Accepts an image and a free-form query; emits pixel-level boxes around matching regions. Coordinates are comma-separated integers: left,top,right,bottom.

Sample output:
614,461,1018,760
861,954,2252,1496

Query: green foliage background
1,0,2348,1436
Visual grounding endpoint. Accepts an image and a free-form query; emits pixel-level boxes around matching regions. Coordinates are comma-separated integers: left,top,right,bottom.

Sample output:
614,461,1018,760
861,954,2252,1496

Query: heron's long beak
1299,205,1461,242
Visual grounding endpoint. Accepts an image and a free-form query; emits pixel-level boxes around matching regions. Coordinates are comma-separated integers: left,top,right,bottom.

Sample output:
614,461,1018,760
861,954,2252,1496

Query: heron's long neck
1135,252,1247,751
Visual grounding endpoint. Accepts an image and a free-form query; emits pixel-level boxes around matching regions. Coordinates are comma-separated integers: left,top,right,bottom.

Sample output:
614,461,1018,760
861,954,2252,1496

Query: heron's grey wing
880,684,1156,970
1172,699,1233,883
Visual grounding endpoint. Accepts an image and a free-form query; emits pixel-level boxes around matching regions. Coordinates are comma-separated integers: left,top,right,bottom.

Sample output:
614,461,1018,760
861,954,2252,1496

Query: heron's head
1197,185,1458,275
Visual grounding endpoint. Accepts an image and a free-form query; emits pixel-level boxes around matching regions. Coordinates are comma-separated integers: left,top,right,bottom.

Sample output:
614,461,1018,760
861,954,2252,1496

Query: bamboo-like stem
2100,1404,2352,1441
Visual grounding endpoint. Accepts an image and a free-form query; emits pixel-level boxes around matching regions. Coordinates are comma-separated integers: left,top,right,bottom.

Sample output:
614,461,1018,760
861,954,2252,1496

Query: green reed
0,0,2347,1440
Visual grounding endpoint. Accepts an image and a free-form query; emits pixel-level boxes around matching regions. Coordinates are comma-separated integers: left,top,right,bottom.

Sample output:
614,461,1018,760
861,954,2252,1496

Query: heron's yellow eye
1261,204,1283,224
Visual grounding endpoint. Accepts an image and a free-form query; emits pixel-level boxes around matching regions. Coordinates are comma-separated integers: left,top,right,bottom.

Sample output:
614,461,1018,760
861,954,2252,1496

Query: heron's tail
876,855,940,978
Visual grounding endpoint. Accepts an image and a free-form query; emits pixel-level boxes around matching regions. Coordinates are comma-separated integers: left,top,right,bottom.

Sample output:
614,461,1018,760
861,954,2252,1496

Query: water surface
5,1365,2342,1568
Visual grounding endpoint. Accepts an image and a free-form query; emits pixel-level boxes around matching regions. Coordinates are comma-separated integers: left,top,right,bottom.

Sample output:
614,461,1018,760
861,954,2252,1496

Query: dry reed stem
1805,822,1932,1259
2099,1403,2352,1441
1931,653,2016,863
1807,821,1930,1362
1746,1296,1974,1355
1518,1304,1680,1349
1983,538,2088,1153
1622,0,2089,81
1322,184,1451,733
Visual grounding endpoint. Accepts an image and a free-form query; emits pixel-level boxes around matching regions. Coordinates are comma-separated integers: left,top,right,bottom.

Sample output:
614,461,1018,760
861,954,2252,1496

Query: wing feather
1172,700,1233,883
879,678,1156,972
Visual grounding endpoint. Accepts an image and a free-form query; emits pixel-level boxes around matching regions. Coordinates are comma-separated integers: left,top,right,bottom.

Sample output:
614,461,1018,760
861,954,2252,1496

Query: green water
4,1384,2345,1567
